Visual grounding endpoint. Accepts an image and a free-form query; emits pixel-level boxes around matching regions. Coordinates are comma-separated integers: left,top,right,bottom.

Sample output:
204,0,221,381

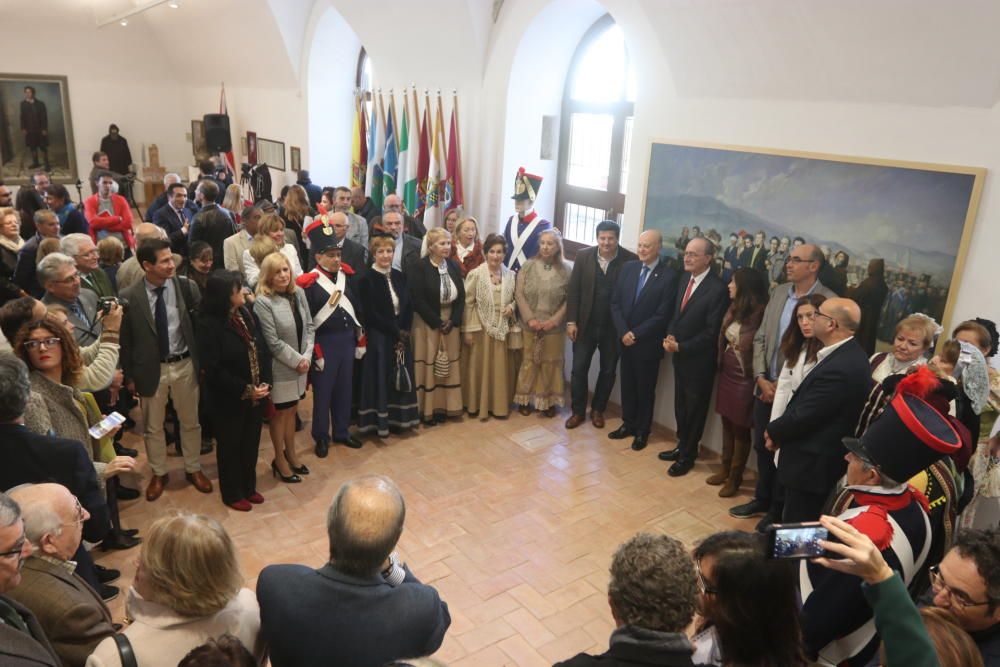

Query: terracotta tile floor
97,400,757,666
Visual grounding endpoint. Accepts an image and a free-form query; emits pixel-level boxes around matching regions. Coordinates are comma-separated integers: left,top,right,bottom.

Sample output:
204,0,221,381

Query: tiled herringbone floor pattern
98,399,756,666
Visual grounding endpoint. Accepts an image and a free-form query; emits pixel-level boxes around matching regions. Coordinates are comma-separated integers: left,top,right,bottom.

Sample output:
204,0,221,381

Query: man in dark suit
120,239,212,501
6,484,115,666
0,352,112,595
350,186,379,228
565,220,638,430
189,180,236,271
145,173,196,222
370,194,426,240
153,182,195,256
256,475,450,667
0,492,60,667
186,160,226,203
38,253,102,347
382,210,420,273
766,297,871,521
609,230,678,452
660,237,730,476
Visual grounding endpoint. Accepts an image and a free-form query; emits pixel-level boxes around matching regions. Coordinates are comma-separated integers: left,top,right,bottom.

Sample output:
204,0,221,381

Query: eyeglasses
52,272,80,284
62,499,85,527
695,560,718,596
0,531,27,560
683,252,705,258
929,564,993,608
76,249,98,258
813,311,837,326
786,257,815,265
23,337,61,350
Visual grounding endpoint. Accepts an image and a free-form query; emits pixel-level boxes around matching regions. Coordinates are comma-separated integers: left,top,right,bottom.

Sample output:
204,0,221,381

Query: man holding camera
38,253,101,346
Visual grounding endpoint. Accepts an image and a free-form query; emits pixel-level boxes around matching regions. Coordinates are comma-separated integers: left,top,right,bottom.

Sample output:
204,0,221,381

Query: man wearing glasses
0,491,60,666
37,252,101,346
5,484,116,666
929,529,1000,664
730,243,837,529
765,297,871,522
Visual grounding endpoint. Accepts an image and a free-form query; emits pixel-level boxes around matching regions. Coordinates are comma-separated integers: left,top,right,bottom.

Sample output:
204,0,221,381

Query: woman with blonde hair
221,184,244,222
86,513,263,667
514,228,569,417
253,252,314,483
462,234,517,419
0,206,24,304
409,226,465,425
450,215,485,278
242,213,301,288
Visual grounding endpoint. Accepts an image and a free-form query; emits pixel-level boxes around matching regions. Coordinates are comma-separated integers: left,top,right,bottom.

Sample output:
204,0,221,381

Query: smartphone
88,412,126,439
765,522,830,560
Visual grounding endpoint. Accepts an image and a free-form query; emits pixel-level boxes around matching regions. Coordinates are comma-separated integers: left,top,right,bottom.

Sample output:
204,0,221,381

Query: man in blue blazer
609,230,679,452
660,237,730,477
256,475,450,667
152,182,196,256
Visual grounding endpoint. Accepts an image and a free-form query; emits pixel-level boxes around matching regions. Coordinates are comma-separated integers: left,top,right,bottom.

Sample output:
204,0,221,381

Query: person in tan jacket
6,484,115,667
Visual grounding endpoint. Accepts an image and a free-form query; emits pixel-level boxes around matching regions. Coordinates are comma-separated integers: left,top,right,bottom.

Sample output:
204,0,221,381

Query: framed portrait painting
246,131,257,165
0,73,77,185
640,140,985,345
290,146,301,173
191,119,210,161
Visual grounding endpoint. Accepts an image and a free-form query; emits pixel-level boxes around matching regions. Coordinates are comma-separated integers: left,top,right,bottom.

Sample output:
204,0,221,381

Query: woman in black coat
356,235,420,438
197,270,273,511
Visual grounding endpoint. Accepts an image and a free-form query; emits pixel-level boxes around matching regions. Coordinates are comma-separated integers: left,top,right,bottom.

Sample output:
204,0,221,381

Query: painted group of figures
669,225,951,354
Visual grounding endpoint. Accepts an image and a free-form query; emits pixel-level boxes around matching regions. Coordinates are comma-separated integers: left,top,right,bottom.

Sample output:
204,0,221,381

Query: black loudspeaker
203,114,232,152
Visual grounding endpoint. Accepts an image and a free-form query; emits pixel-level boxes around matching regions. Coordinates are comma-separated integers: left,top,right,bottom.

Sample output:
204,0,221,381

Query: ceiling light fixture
120,19,128,26
168,0,180,7
97,0,182,29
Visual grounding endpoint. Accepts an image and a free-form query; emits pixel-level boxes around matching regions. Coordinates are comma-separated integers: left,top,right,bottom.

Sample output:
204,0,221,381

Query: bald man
609,230,679,451
350,186,379,228
6,484,115,666
764,296,871,522
257,475,450,667
369,194,425,240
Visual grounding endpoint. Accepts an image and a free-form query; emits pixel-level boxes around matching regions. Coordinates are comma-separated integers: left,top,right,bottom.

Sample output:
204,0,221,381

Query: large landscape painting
641,141,985,342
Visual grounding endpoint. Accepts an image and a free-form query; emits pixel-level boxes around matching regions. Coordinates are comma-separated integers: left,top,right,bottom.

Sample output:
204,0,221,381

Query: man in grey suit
38,252,101,346
383,210,421,274
257,475,450,667
728,243,837,529
120,239,212,502
6,484,115,666
0,491,60,667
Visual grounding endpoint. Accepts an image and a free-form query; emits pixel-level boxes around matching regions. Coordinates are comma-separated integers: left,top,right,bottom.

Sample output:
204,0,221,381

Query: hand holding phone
811,515,894,584
765,521,832,560
88,412,126,439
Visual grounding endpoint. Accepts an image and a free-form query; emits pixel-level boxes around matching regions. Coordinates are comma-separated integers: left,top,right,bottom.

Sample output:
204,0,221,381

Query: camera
98,296,129,316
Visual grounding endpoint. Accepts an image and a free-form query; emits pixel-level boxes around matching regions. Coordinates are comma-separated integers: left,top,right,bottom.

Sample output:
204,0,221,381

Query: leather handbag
393,343,413,393
113,633,138,667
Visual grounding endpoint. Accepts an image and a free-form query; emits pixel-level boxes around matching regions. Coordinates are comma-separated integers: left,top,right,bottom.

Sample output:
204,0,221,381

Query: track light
168,0,180,7
120,19,128,26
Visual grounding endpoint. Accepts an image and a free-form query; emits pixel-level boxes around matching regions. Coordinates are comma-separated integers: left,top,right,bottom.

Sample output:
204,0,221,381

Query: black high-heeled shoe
271,461,302,483
284,452,309,475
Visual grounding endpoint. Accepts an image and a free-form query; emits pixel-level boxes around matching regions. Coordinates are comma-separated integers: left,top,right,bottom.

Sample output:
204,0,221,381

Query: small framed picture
290,146,301,172
246,131,257,165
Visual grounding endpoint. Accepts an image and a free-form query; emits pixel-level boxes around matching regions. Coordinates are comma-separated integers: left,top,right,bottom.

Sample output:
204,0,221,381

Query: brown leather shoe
591,411,605,428
145,474,168,502
565,414,585,429
518,405,532,416
185,471,213,494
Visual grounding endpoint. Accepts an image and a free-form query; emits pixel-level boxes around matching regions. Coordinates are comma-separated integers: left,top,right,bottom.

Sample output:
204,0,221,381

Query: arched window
356,47,375,119
555,15,635,254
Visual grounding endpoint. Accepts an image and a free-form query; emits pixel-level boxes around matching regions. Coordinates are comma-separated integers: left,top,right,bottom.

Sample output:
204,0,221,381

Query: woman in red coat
449,215,485,278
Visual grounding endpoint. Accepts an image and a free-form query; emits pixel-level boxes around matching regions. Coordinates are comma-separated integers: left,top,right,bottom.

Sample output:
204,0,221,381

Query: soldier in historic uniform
503,167,551,271
20,86,50,171
296,217,365,456
800,370,962,667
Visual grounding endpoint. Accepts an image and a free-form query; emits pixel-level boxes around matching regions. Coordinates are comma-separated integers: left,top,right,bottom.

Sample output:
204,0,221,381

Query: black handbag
393,343,413,393
113,633,138,667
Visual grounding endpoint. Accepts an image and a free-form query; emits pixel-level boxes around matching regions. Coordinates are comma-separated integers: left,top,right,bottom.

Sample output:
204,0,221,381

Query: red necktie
680,277,695,311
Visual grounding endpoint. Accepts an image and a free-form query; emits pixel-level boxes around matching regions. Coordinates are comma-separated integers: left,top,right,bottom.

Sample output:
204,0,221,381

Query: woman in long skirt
357,235,420,437
408,227,465,425
514,229,569,417
462,233,517,419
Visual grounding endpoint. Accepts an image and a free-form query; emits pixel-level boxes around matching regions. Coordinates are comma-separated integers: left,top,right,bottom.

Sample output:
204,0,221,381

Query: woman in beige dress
409,227,465,425
462,234,517,419
514,229,569,417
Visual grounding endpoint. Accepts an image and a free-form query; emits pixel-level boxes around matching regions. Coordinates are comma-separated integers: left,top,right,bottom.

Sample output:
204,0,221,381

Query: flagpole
452,88,463,207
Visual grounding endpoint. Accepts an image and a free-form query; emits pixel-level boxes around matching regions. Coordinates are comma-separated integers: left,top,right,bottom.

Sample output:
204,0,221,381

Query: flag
423,94,447,230
351,95,363,188
365,92,386,210
382,98,398,200
415,93,431,220
403,90,421,215
358,95,368,186
218,83,236,179
445,94,464,210
397,95,411,210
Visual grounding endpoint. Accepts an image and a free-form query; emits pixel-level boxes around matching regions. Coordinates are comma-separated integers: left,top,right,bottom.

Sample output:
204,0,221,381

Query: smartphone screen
88,412,126,439
766,522,829,559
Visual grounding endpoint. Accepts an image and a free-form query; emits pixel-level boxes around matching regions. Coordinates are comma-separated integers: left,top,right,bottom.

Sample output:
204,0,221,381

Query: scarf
0,234,24,255
474,263,515,341
230,309,261,401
